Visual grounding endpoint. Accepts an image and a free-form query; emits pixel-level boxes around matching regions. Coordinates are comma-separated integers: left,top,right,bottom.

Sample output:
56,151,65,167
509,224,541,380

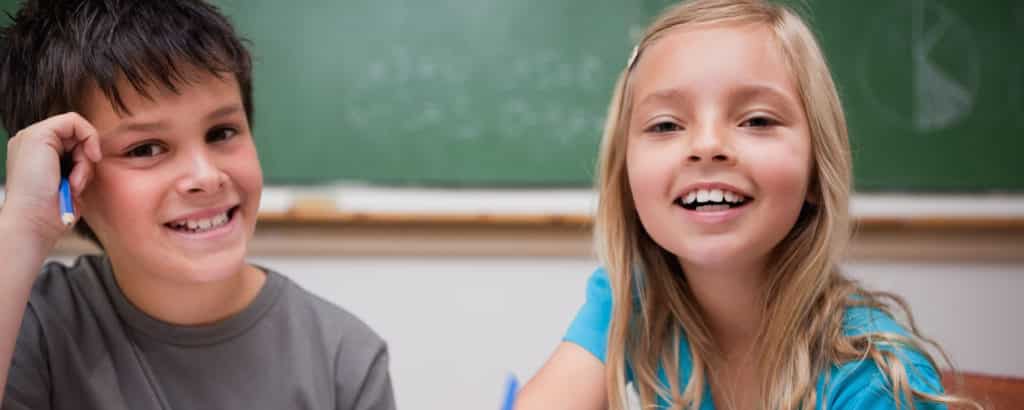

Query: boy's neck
109,260,267,326
680,258,767,357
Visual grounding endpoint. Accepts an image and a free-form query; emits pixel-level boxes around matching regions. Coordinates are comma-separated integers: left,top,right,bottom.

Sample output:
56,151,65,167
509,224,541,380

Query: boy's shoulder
269,268,386,351
28,254,113,321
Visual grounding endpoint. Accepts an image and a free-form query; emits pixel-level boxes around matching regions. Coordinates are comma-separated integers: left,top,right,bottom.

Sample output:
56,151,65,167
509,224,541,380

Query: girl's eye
207,126,238,143
646,121,684,133
740,116,779,128
125,143,166,158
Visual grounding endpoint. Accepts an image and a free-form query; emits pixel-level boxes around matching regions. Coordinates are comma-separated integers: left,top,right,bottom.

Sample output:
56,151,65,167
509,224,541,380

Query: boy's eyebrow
105,104,244,138
205,103,244,121
110,119,171,135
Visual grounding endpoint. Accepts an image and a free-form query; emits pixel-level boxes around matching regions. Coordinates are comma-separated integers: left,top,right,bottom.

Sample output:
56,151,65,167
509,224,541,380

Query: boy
0,1,395,409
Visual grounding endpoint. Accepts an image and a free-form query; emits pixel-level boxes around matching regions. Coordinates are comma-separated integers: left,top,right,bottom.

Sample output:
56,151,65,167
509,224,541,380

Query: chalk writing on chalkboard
339,45,610,146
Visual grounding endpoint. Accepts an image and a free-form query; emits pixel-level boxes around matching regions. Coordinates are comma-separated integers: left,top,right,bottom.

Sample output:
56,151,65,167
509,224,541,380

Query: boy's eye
207,126,238,143
740,116,779,128
646,121,684,133
124,143,166,158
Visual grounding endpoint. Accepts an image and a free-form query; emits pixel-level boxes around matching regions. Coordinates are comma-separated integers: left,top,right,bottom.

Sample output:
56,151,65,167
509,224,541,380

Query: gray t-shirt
3,255,395,410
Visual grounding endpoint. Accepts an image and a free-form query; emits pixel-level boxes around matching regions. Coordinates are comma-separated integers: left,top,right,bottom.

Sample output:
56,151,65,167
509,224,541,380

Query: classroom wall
246,255,1024,410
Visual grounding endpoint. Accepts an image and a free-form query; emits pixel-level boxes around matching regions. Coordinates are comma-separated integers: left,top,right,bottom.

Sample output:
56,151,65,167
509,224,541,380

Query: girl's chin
674,246,766,273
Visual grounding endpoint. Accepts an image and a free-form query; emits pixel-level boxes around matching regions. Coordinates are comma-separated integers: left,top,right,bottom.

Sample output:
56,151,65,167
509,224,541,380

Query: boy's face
78,68,262,286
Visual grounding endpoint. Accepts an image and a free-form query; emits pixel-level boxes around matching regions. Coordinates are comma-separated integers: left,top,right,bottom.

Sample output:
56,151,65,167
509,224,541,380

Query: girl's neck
109,259,266,326
680,258,767,356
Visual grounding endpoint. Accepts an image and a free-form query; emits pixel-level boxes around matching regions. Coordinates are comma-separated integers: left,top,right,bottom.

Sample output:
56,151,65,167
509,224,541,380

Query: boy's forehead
79,68,243,135
80,69,241,124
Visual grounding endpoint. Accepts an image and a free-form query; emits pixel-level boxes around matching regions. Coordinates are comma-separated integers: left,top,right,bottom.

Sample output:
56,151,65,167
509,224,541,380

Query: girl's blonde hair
594,0,980,409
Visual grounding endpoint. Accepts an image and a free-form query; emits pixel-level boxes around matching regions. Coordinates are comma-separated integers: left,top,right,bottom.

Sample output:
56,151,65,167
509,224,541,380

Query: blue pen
501,373,518,410
59,177,75,226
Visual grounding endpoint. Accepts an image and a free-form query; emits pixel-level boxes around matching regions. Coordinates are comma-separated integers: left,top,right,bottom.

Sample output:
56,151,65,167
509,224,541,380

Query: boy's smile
626,22,813,275
76,66,264,319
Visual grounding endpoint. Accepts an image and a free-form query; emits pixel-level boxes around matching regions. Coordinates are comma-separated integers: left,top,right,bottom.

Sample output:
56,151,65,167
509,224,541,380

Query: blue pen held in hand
59,178,74,226
59,153,75,226
501,373,518,410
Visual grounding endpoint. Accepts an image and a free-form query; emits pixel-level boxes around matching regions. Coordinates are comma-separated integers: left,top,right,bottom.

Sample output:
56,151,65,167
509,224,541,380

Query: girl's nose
687,125,736,165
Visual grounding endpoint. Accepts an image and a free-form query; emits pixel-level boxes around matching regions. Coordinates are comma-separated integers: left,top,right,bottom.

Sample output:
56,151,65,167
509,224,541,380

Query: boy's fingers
52,112,101,161
69,161,93,195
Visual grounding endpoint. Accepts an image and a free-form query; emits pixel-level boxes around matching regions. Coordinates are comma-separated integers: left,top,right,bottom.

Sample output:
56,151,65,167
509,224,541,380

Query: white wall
251,255,1024,410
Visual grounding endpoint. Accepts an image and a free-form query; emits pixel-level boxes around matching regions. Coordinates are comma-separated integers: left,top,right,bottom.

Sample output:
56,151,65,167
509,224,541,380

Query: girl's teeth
709,189,723,202
682,188,747,205
696,204,730,212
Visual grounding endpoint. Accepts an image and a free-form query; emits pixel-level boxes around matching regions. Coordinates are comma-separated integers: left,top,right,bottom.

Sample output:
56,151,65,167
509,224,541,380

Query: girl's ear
805,177,820,205
806,187,819,205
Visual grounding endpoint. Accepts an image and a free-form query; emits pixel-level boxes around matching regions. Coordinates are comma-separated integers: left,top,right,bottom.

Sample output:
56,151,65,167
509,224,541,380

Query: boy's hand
2,112,102,245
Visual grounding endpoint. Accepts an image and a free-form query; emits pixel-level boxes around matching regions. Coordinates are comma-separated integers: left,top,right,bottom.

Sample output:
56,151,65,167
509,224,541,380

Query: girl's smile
674,182,754,226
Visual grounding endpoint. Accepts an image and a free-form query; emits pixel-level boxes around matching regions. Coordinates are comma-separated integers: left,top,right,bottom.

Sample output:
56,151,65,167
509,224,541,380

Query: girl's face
78,68,263,287
626,22,813,276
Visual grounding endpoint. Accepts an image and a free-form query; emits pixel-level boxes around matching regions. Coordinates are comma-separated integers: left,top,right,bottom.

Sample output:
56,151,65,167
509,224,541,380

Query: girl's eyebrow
728,84,801,108
635,87,693,111
635,83,800,112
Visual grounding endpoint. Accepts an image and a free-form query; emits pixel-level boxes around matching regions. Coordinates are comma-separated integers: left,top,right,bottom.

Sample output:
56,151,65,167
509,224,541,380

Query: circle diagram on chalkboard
858,0,979,133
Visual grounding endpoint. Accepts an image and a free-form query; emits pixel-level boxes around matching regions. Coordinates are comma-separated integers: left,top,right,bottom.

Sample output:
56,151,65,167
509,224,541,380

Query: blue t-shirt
564,268,946,410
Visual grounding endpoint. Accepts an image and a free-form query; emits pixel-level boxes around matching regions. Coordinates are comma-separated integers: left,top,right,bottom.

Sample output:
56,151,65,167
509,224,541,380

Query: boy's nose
178,151,227,194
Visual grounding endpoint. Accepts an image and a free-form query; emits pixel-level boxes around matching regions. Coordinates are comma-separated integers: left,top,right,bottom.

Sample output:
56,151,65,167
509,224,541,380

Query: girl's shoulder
841,304,911,337
822,305,947,409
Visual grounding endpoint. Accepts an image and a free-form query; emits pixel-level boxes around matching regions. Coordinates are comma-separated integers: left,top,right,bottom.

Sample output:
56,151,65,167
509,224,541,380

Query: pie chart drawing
858,0,980,133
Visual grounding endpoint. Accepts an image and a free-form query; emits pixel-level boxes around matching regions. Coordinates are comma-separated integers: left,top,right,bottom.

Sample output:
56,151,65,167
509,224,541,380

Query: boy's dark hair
0,0,253,246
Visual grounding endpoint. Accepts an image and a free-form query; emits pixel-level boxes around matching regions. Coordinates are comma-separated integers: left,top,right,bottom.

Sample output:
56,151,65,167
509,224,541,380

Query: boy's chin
165,248,251,284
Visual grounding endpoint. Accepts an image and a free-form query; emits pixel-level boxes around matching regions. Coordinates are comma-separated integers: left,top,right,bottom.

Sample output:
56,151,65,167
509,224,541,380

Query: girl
516,0,979,409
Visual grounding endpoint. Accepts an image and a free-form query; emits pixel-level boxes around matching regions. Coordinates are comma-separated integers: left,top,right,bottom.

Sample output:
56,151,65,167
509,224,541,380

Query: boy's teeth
173,211,230,233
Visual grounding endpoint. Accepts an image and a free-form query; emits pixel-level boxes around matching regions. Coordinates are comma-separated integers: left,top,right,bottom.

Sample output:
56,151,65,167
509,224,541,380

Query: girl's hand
2,112,102,246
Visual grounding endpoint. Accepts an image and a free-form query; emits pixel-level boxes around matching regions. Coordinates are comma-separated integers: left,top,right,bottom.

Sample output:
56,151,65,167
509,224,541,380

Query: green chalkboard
823,1,1024,191
1,0,1022,191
